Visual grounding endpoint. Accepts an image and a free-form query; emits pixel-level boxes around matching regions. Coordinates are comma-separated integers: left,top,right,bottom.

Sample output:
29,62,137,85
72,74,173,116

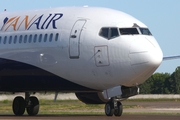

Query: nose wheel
105,99,123,117
114,102,123,116
12,92,39,116
105,102,114,116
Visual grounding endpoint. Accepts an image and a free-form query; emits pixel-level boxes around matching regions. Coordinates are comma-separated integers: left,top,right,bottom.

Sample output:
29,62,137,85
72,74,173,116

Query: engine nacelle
75,92,109,104
75,86,139,104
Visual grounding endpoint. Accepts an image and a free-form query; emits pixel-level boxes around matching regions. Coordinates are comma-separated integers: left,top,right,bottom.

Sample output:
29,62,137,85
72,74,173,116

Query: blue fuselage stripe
0,58,95,92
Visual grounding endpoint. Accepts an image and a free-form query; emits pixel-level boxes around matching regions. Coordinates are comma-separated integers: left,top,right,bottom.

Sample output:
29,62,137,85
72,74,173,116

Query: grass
0,100,105,115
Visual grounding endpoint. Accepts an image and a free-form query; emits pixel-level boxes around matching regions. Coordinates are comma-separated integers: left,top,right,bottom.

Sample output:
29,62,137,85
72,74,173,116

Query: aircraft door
69,20,86,59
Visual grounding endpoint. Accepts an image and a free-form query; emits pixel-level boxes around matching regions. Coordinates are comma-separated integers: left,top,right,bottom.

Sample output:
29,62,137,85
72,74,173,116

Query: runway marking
154,108,180,111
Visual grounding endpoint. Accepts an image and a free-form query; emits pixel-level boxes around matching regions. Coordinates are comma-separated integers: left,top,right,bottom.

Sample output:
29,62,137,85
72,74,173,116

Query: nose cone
147,43,163,67
129,36,163,84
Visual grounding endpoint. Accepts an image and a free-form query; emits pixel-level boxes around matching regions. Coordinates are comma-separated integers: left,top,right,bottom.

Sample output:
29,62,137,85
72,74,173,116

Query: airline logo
1,13,63,31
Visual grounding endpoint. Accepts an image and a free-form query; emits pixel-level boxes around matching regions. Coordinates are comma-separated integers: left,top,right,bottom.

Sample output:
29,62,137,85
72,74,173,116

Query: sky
0,0,180,74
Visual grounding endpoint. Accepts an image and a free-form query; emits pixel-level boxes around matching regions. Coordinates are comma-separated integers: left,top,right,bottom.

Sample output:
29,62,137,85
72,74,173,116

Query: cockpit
99,27,152,40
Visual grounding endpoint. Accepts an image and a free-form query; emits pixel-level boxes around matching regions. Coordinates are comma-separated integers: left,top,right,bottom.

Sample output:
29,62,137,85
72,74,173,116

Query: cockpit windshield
139,28,152,35
99,27,152,40
119,27,152,36
119,28,139,35
99,27,119,40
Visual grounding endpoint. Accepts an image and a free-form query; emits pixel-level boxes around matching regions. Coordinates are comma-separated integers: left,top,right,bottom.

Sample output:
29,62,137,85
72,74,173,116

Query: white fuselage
0,7,163,92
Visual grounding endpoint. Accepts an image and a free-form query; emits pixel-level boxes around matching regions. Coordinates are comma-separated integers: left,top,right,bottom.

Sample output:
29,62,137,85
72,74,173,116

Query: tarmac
0,115,179,120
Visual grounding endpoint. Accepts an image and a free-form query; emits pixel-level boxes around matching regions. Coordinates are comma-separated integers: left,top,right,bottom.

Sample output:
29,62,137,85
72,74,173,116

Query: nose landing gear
105,98,123,117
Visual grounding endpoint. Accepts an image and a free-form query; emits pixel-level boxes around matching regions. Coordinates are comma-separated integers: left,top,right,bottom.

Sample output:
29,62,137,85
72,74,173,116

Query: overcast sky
1,0,180,73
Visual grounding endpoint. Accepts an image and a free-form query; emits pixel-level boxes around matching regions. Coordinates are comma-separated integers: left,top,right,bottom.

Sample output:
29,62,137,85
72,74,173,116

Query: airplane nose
146,43,163,67
128,37,163,84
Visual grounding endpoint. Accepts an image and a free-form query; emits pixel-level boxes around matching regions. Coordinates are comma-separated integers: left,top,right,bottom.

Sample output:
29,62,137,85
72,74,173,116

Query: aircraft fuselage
0,7,162,92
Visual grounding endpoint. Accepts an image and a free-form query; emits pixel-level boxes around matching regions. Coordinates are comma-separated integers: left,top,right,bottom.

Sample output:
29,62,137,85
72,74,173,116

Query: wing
163,55,180,61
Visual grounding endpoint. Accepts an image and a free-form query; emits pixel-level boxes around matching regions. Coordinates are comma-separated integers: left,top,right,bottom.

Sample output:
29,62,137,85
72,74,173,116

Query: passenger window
49,33,53,42
9,36,12,44
24,35,28,43
44,34,48,42
29,35,32,43
34,34,37,43
55,33,59,41
39,34,42,42
99,28,109,39
14,36,17,44
19,35,23,43
4,36,7,44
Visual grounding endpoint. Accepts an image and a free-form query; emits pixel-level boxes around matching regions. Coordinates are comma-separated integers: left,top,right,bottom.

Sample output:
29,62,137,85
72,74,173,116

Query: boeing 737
0,6,175,117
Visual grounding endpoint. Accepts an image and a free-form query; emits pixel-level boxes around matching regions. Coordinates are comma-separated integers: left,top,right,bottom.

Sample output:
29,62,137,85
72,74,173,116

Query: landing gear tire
26,96,39,116
114,102,123,116
12,96,25,116
105,102,114,116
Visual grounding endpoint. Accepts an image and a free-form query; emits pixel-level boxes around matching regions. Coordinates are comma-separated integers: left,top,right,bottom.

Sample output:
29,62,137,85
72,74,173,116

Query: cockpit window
110,28,119,39
119,28,139,35
139,28,152,35
99,27,119,40
99,28,109,39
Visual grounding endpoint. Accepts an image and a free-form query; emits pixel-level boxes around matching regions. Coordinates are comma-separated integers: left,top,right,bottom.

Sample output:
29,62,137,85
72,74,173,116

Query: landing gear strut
105,98,123,117
12,92,39,116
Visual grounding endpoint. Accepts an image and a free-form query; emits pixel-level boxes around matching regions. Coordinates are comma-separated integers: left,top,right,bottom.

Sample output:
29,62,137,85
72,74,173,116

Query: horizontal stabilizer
163,55,180,61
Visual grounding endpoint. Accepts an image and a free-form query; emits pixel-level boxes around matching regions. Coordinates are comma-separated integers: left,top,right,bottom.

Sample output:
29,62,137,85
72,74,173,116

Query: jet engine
75,86,139,104
75,92,109,104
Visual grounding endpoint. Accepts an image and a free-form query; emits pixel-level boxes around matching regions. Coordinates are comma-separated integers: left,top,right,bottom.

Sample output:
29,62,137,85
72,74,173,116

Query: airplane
0,6,177,117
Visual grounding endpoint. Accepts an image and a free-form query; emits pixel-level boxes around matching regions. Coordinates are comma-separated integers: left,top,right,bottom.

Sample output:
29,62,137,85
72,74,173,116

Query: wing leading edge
163,55,180,61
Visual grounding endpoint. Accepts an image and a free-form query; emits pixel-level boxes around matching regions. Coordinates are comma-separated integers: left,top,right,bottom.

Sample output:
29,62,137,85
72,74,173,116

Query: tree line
139,66,180,94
